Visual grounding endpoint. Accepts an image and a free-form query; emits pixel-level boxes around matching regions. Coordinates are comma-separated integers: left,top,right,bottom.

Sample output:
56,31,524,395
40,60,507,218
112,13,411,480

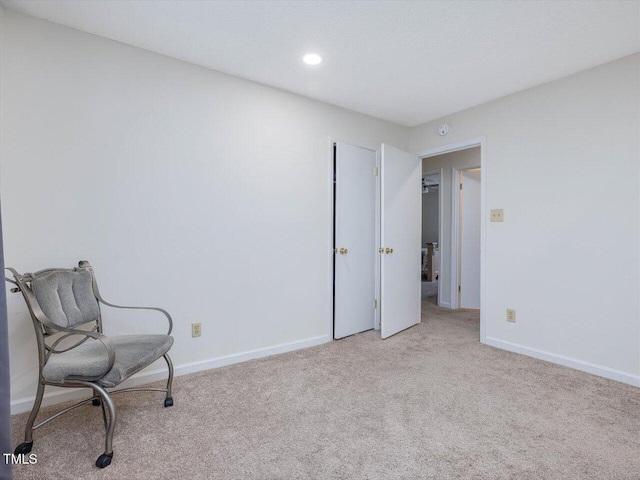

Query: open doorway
418,142,484,338
329,138,483,341
421,171,440,305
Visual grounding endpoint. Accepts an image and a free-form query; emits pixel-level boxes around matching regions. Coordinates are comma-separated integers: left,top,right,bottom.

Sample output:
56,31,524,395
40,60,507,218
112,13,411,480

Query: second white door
334,142,377,339
460,168,481,309
380,144,422,339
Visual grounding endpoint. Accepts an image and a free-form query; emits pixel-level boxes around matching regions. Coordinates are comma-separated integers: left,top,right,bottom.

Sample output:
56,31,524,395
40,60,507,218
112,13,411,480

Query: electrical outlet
506,309,516,323
191,323,201,337
490,209,504,222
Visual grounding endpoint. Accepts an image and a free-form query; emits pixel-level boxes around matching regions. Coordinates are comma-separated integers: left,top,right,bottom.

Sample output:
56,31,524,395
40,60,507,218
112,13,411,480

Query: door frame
327,137,380,339
417,137,487,343
451,166,461,309
421,168,444,308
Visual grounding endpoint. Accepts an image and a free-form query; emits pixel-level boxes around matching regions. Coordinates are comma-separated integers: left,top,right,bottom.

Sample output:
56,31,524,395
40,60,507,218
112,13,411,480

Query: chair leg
92,391,101,406
14,381,45,455
89,384,116,469
163,353,174,407
99,400,109,432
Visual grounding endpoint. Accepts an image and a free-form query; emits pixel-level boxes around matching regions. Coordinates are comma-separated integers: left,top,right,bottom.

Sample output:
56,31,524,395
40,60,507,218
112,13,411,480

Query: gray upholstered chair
5,261,174,469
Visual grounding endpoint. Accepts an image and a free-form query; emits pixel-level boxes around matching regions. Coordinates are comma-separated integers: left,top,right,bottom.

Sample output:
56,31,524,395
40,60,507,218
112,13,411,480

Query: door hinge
374,166,379,176
458,285,461,292
459,183,463,190
374,299,378,309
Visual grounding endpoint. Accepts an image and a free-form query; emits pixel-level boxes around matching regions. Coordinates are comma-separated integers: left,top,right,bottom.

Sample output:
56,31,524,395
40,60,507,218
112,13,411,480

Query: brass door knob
385,247,394,254
339,247,348,254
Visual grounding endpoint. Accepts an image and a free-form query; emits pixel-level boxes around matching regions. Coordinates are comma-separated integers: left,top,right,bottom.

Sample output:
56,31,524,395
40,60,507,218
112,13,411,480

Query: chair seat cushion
43,334,174,388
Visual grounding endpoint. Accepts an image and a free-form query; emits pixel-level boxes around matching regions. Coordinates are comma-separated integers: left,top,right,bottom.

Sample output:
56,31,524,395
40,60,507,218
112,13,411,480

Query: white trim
439,301,451,309
11,334,331,415
328,137,335,339
417,137,486,160
479,140,487,343
437,167,444,307
450,167,461,310
374,148,381,330
417,137,487,342
379,144,387,332
485,337,640,387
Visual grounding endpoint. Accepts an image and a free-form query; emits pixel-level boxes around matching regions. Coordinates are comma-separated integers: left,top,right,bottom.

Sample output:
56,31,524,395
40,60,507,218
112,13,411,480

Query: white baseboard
484,336,640,388
11,334,331,415
439,301,451,309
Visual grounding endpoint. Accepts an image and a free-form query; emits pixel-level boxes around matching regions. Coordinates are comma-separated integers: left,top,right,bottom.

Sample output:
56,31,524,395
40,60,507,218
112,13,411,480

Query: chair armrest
74,261,173,335
47,328,116,382
96,296,173,335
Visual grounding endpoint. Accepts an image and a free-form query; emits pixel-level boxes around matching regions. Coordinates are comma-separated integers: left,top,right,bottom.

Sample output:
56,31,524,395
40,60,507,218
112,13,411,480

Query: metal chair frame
5,261,174,468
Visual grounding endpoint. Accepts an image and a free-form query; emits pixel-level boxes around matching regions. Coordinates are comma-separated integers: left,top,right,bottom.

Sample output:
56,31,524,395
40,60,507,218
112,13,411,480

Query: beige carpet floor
421,281,438,305
10,302,640,480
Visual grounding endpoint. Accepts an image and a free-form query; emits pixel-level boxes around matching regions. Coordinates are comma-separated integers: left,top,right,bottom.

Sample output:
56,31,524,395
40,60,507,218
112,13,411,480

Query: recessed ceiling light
303,53,322,66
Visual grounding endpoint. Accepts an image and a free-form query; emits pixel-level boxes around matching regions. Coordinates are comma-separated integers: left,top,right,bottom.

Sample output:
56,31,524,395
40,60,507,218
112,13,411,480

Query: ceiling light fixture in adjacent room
303,53,322,66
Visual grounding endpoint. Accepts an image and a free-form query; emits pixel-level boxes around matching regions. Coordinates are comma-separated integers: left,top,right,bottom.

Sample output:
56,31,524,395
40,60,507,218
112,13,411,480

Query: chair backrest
5,262,104,371
31,269,100,328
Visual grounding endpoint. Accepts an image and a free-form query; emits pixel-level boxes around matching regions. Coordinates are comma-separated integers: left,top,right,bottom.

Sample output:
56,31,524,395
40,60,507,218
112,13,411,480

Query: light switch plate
490,209,504,222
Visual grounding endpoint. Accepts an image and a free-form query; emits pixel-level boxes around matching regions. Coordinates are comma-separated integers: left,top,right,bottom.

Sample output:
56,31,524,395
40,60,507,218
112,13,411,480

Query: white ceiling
3,0,639,127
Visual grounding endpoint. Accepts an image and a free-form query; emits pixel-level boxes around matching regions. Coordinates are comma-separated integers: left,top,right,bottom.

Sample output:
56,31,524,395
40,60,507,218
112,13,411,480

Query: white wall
2,10,638,414
421,190,438,245
0,10,409,411
411,54,640,385
422,148,480,307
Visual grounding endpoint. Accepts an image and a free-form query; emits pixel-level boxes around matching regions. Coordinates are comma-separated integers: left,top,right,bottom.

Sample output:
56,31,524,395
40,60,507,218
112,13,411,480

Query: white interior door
380,144,422,339
334,142,377,339
460,168,481,309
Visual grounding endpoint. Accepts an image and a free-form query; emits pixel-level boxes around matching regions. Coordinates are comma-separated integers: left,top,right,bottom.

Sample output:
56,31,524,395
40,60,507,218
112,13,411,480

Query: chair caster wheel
92,398,101,406
96,453,113,468
164,397,173,407
14,442,33,455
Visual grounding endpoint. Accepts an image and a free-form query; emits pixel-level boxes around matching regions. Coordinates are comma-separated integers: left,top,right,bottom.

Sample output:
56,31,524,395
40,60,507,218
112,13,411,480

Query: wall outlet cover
192,323,202,337
506,309,516,323
490,209,504,222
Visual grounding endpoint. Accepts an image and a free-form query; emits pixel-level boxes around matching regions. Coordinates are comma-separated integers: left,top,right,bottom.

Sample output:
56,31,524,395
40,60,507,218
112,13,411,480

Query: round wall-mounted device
438,124,450,136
